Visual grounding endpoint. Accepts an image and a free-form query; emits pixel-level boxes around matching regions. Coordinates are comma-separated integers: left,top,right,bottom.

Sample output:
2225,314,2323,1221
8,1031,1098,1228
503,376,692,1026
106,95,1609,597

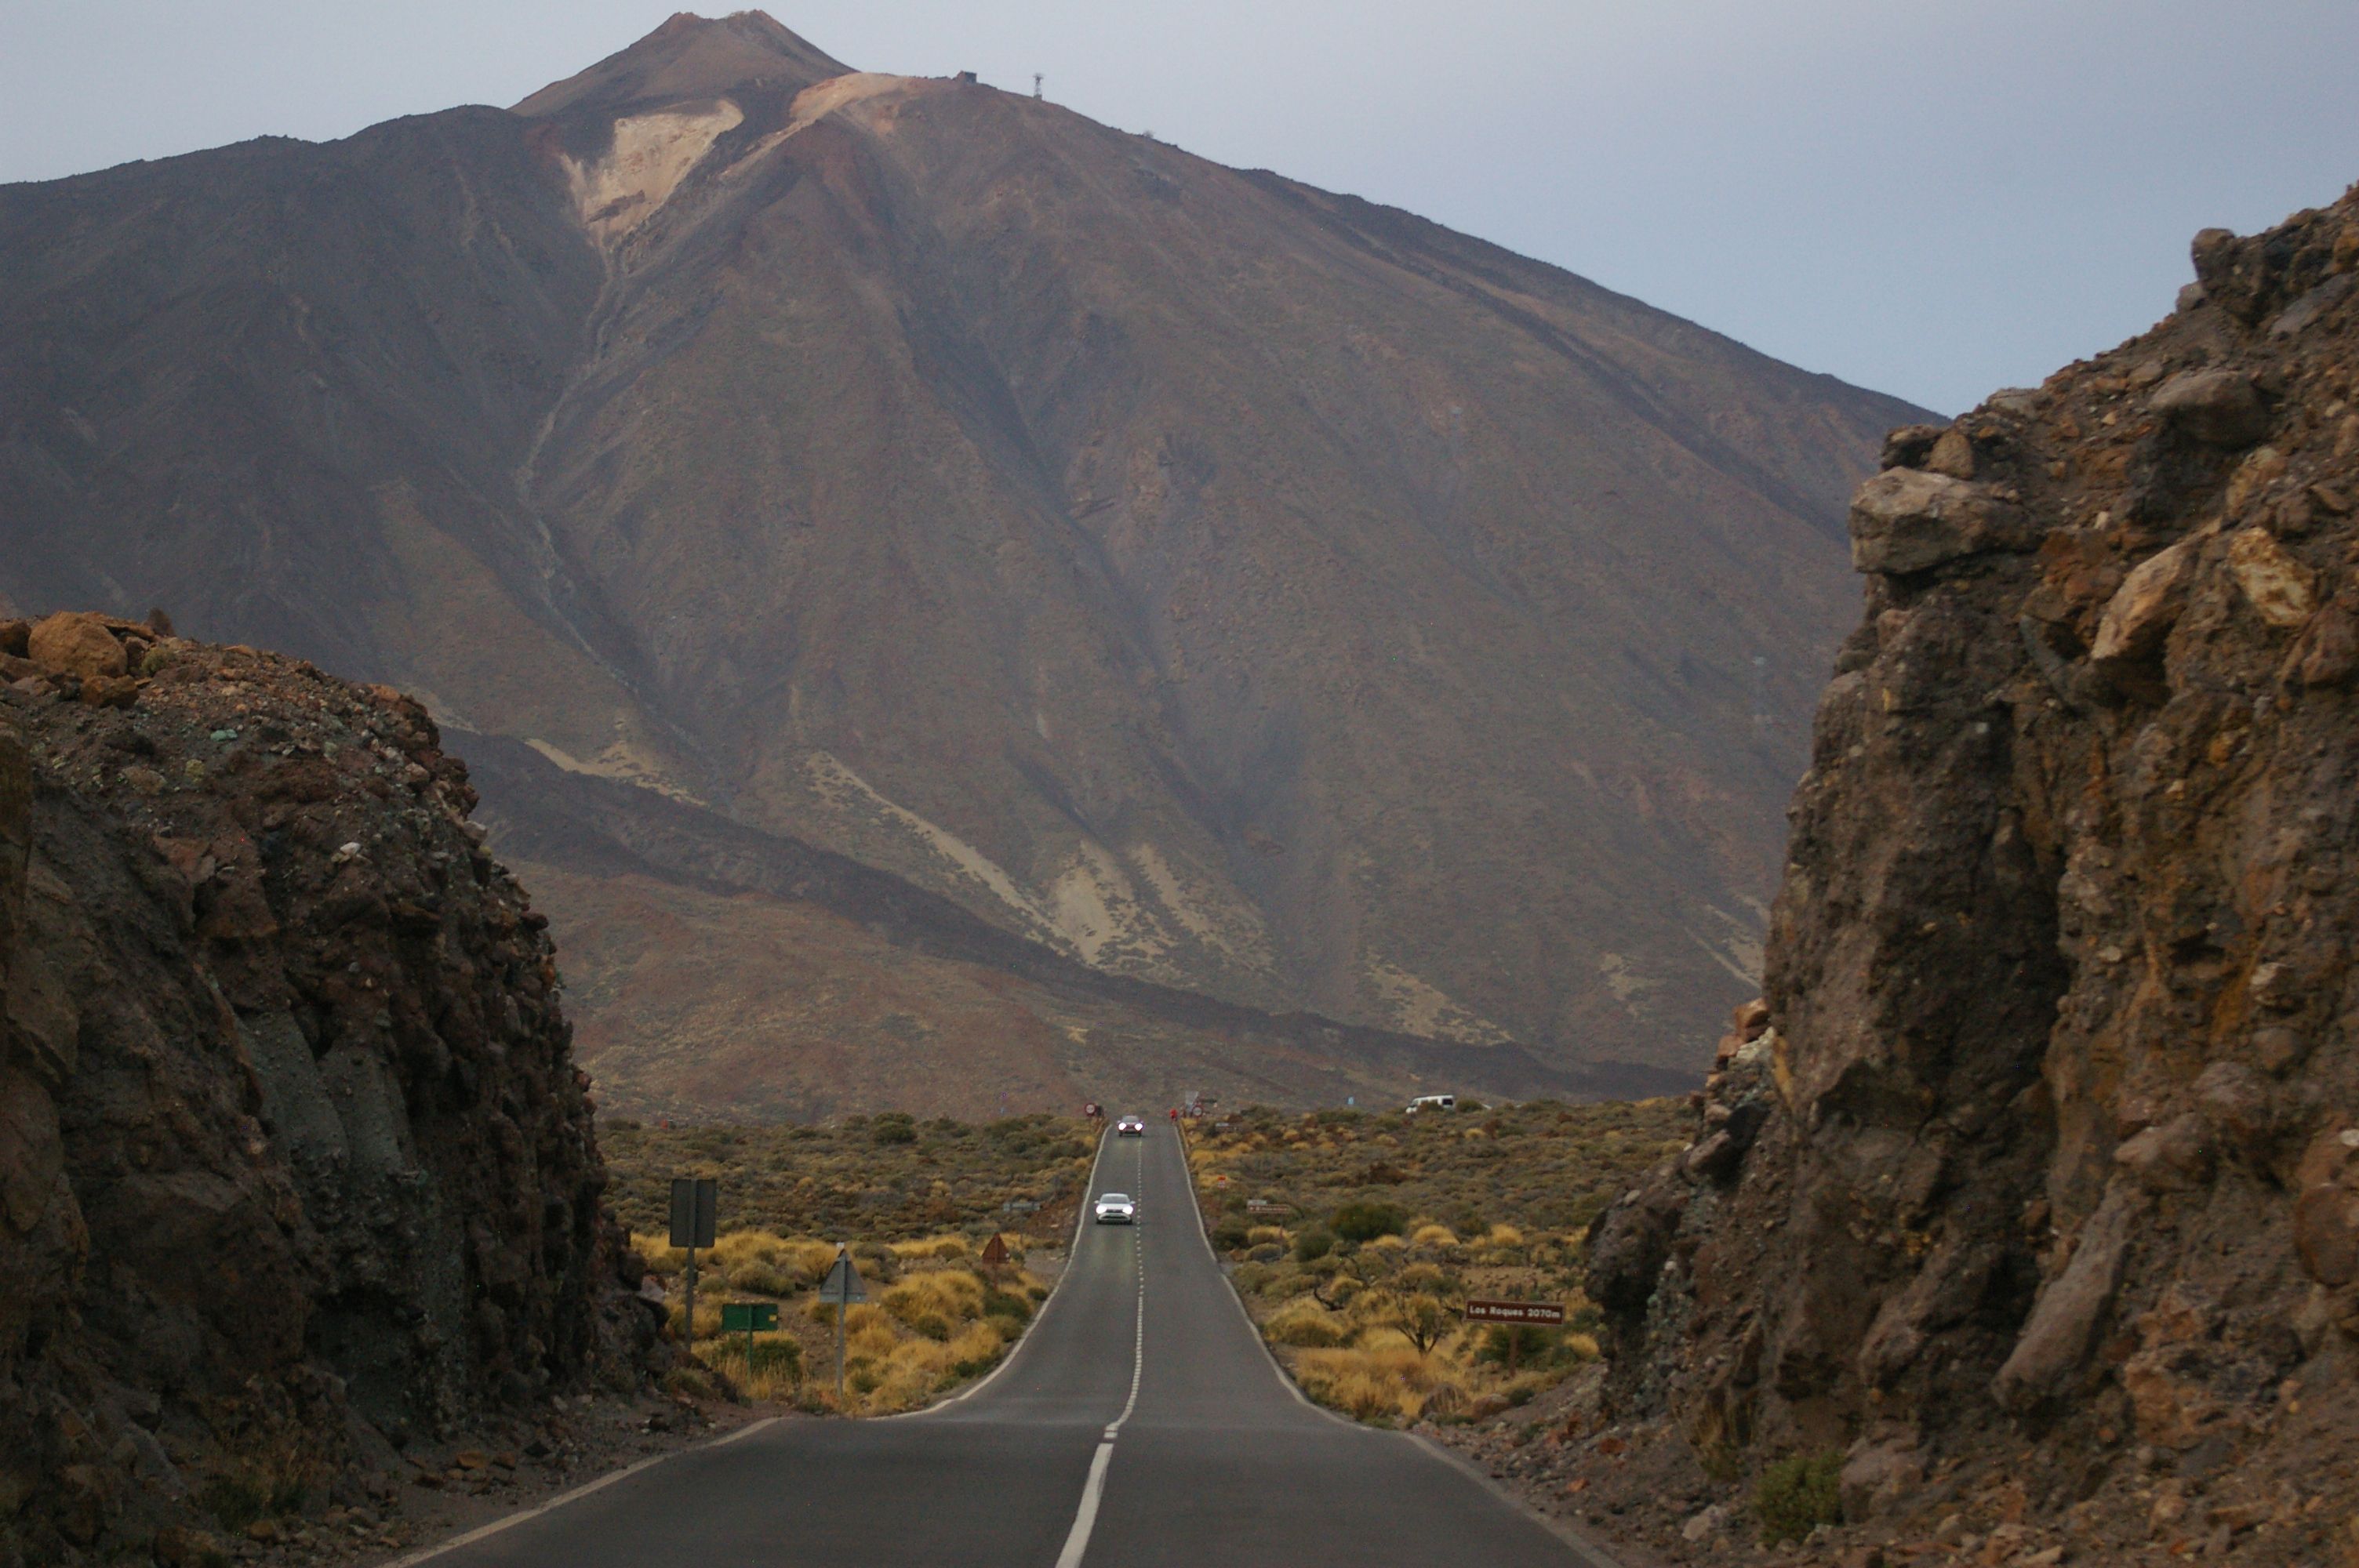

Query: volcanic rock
0,630,655,1564
1587,183,2359,1563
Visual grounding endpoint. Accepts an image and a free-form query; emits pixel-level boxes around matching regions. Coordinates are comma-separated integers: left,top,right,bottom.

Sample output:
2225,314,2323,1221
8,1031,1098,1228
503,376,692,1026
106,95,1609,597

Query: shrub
1293,1230,1335,1262
665,1364,718,1401
1754,1451,1844,1545
726,1261,798,1296
1246,1225,1290,1247
1331,1201,1408,1243
1265,1305,1348,1347
1212,1218,1252,1250
980,1287,1031,1323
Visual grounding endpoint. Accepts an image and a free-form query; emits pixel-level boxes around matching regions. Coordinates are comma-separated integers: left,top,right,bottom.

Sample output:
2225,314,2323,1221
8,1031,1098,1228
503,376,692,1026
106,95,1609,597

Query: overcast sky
5,2,2353,413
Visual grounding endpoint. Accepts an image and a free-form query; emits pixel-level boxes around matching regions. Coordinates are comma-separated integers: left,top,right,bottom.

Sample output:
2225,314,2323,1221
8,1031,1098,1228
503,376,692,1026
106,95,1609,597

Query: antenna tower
1033,73,1044,100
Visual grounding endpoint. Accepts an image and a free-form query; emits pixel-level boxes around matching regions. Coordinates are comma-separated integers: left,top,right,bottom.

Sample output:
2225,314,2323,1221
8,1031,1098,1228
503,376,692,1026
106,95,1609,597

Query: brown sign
980,1234,1010,1267
1463,1299,1566,1326
1245,1199,1296,1217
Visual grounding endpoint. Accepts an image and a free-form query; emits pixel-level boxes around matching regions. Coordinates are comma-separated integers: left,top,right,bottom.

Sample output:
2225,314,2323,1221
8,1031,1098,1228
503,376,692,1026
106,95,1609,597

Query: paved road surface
418,1123,1605,1566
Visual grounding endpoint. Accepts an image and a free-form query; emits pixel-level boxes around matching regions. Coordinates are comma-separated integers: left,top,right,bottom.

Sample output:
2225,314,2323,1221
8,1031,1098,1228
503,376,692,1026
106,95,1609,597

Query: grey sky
4,2,2353,414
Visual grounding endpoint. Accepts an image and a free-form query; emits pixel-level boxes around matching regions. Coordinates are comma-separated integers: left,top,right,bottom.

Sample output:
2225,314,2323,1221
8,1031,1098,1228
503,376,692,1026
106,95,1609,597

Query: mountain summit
0,15,1928,1112
513,10,849,121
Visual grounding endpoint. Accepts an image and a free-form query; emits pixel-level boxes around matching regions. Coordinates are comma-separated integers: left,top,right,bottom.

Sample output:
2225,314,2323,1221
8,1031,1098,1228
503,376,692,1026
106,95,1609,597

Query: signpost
669,1178,718,1346
819,1245,869,1405
1245,1199,1296,1219
1462,1300,1567,1325
980,1233,1010,1269
720,1301,779,1370
1462,1299,1565,1373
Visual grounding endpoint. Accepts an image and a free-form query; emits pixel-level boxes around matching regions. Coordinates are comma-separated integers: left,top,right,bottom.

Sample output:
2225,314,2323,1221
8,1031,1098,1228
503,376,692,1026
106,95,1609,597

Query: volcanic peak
512,9,850,122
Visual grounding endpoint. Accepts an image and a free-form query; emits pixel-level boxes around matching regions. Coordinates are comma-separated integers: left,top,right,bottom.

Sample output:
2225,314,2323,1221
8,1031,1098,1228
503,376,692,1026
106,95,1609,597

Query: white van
1405,1094,1456,1114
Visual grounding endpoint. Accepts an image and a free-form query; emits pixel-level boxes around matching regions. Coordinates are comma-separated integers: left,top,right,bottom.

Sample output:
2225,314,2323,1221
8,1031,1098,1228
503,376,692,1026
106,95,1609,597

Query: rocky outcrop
0,618,655,1566
1587,187,2359,1562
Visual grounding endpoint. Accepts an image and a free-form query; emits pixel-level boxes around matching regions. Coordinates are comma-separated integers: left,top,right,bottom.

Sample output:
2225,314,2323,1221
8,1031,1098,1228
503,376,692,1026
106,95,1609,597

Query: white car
1094,1192,1136,1225
1115,1115,1146,1137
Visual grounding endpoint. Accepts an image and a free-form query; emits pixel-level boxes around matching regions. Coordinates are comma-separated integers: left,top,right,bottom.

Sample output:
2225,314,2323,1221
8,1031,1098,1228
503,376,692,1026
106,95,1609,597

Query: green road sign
721,1302,780,1332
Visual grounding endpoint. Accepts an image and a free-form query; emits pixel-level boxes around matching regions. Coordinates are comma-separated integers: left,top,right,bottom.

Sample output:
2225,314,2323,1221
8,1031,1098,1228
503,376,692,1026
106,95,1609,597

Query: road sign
980,1234,1010,1268
820,1250,868,1305
1462,1299,1566,1325
669,1178,718,1248
669,1178,719,1348
822,1246,869,1406
1245,1199,1296,1218
720,1303,779,1332
721,1301,777,1374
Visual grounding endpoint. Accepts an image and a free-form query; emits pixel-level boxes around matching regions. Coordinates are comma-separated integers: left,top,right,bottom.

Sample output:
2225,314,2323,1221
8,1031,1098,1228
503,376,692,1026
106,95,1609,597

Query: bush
1293,1230,1335,1262
980,1287,1032,1323
1212,1218,1252,1250
1331,1201,1408,1243
726,1261,798,1296
1754,1451,1844,1545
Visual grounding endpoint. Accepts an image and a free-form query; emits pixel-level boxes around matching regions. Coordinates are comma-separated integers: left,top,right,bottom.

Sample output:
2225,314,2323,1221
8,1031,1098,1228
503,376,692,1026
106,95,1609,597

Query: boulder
1994,1185,2140,1409
2292,595,2358,687
2089,539,2197,665
2114,1112,2215,1192
2148,369,2270,447
1839,1436,1925,1519
26,612,126,678
2224,526,2317,628
1848,470,2034,575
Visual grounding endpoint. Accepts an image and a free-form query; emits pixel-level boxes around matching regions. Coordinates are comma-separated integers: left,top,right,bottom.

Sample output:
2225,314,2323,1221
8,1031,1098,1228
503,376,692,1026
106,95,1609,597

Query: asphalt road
416,1123,1604,1566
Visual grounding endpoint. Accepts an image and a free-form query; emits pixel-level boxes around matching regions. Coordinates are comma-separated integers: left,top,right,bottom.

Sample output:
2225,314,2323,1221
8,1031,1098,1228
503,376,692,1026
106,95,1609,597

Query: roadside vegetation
602,1112,1096,1238
605,1113,1093,1413
1188,1099,1687,1425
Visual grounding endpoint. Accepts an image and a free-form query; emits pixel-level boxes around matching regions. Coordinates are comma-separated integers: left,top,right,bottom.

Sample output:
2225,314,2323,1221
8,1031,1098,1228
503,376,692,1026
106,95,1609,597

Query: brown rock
26,612,126,678
2149,369,2270,447
2225,526,2317,628
1734,998,1771,1040
2090,538,2198,665
0,619,26,656
2115,1113,2215,1192
2293,1185,2359,1287
1994,1185,2141,1408
1848,469,2034,575
2223,445,2286,517
77,673,140,710
2291,595,2359,687
1926,426,1976,479
1881,423,1947,470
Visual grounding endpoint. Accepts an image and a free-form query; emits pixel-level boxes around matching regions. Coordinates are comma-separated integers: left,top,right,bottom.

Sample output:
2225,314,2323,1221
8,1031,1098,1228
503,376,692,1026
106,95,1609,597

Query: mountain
1584,190,2359,1560
0,12,1928,1112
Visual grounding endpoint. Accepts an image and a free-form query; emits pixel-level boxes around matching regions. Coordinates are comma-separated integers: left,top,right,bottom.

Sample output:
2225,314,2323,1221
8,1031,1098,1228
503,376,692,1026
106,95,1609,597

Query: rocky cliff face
0,13,1928,1104
1587,189,2359,1563
0,615,650,1565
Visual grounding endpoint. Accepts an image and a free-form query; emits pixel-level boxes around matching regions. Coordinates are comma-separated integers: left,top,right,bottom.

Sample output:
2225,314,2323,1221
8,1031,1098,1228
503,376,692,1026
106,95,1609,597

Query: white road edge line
891,1120,1118,1419
1174,1119,1630,1567
386,1123,1129,1563
380,1416,780,1568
